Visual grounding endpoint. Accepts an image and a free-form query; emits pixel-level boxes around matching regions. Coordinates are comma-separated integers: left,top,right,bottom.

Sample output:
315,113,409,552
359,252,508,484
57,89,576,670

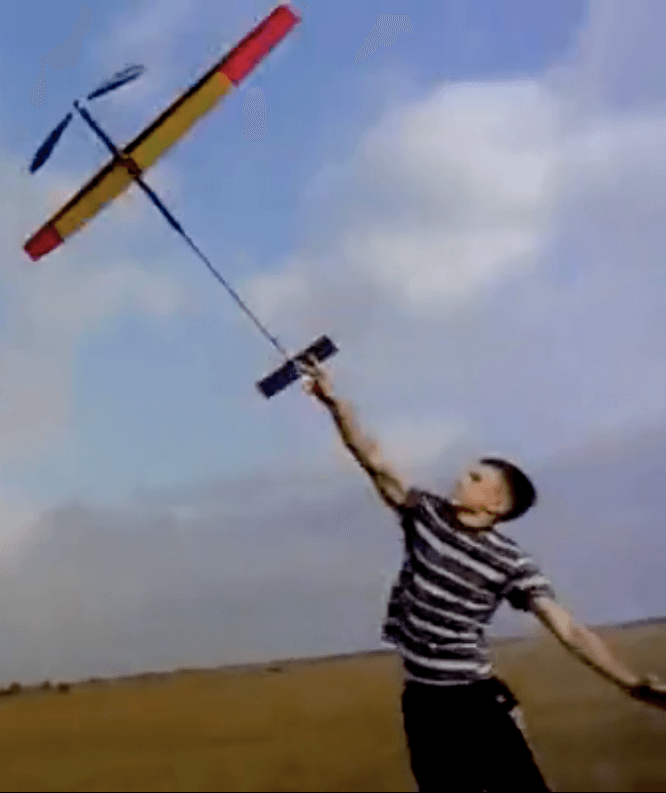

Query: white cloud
244,265,311,327
21,263,189,335
245,80,563,324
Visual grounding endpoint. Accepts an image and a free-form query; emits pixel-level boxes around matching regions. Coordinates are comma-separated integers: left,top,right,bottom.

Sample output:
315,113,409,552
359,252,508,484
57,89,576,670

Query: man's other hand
629,675,666,709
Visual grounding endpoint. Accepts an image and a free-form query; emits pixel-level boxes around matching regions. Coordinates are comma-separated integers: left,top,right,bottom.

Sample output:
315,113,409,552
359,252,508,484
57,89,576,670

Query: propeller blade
29,112,73,173
86,64,146,100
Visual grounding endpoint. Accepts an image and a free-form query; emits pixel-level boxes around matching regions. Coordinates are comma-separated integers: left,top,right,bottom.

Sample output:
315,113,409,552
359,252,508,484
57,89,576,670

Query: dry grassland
0,622,665,791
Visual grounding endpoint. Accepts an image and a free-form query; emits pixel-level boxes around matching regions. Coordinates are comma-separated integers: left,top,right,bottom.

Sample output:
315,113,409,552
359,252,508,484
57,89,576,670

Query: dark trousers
401,677,551,792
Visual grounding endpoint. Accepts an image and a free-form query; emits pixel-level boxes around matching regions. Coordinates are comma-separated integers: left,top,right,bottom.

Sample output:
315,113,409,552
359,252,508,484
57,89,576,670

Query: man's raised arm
300,358,408,510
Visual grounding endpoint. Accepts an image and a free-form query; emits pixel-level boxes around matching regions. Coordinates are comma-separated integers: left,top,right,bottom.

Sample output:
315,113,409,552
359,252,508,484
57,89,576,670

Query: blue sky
1,0,666,684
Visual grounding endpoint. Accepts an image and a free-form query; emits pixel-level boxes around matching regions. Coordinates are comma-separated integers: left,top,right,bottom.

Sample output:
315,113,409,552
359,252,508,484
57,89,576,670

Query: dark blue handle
256,335,338,398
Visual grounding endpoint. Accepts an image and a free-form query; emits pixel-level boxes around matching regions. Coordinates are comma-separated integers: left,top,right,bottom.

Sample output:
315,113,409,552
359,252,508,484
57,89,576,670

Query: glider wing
24,4,300,261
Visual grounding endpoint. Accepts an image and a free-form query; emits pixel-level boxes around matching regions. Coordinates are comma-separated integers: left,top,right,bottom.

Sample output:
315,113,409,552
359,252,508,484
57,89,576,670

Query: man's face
449,462,512,519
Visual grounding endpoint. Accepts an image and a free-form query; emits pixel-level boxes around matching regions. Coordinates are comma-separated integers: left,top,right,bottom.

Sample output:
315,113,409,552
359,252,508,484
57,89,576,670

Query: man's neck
449,502,496,532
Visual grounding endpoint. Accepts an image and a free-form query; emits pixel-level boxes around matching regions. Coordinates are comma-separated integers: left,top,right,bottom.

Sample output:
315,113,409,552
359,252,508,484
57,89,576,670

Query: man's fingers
297,355,333,404
298,355,324,380
298,358,319,392
631,676,666,708
642,674,666,694
302,354,319,371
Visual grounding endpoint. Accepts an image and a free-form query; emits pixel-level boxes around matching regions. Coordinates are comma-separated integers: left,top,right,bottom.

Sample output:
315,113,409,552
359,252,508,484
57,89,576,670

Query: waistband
402,676,519,710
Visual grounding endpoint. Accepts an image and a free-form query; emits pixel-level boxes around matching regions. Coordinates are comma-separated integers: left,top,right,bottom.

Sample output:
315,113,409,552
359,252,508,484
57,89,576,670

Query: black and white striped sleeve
502,557,556,611
393,487,424,516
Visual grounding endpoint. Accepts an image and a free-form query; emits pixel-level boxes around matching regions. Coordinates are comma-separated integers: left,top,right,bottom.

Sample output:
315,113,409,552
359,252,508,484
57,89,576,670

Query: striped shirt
381,488,556,686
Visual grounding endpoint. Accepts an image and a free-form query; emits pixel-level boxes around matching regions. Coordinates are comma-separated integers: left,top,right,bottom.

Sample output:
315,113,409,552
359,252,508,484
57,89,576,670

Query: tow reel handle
256,335,338,398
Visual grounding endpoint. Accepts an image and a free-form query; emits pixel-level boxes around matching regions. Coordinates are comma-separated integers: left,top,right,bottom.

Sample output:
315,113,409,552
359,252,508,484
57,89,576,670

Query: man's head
448,458,537,528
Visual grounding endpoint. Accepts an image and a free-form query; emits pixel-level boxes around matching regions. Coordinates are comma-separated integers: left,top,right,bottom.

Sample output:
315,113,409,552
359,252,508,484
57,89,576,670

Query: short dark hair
479,458,537,522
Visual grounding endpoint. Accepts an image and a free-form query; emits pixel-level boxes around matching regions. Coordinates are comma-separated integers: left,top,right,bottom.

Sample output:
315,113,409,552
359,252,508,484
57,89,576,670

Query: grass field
1,622,665,792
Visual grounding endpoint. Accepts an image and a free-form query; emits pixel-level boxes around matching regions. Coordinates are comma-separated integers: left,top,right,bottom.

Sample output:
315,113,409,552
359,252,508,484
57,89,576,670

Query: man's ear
495,478,514,516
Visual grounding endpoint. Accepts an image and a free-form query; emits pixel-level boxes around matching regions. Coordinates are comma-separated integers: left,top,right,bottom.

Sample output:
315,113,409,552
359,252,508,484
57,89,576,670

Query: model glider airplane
24,4,338,398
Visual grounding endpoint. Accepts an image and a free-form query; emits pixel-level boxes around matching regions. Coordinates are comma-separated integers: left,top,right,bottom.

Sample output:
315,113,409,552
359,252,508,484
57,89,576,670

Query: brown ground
0,622,665,792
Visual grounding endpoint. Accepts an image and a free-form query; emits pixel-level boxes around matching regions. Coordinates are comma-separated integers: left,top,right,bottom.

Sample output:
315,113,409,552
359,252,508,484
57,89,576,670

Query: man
300,356,666,793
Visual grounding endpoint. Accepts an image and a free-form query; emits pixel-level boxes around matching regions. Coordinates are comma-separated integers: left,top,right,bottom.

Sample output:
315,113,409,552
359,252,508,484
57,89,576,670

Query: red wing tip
268,4,301,23
220,4,301,84
279,4,301,23
24,224,63,261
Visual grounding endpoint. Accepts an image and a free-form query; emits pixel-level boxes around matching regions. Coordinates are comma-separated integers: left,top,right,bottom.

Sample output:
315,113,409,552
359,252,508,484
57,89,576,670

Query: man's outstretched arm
531,596,666,706
300,358,408,510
